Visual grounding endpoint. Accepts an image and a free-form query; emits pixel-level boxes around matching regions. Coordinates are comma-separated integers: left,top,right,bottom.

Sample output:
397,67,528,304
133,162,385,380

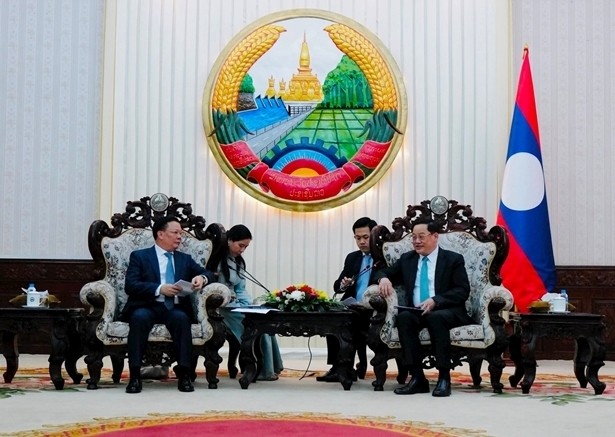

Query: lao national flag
497,48,556,313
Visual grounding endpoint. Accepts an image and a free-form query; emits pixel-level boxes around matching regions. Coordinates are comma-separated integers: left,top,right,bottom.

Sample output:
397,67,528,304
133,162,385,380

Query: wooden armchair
79,194,231,389
361,197,514,392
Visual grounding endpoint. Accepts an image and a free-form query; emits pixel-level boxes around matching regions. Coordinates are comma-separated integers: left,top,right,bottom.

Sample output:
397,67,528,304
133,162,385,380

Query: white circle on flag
501,152,545,211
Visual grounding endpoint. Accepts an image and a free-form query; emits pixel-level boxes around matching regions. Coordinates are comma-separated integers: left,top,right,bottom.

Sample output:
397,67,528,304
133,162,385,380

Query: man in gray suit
373,218,473,397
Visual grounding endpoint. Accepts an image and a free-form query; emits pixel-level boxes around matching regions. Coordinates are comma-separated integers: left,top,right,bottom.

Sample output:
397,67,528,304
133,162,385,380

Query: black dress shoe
393,377,430,395
125,377,142,394
178,375,195,392
316,368,339,382
432,378,451,397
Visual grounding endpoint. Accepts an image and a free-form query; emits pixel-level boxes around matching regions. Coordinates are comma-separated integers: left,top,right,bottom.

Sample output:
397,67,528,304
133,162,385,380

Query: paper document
341,297,359,306
173,280,195,296
394,305,424,315
231,307,280,314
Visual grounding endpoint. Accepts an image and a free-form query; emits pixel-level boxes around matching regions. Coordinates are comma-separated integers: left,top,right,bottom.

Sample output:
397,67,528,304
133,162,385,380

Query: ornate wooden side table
238,310,356,390
508,312,607,394
0,307,84,390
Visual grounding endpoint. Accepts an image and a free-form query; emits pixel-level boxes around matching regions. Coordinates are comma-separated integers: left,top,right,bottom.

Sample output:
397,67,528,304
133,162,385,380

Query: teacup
549,296,567,313
26,291,49,307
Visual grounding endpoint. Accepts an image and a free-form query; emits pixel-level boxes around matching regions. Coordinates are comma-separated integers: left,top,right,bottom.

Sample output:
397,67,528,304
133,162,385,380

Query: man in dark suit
373,218,473,397
317,217,381,382
122,216,215,393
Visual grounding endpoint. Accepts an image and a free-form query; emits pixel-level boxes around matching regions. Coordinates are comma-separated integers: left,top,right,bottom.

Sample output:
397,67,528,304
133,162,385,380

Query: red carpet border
0,411,488,437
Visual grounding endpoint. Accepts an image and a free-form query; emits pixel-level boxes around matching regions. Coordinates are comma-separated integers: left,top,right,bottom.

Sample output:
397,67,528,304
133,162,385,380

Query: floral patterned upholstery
78,195,231,390
80,228,231,347
362,232,514,349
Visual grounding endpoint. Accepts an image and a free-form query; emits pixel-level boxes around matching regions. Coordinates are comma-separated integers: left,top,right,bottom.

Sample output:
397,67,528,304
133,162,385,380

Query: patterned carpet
3,367,615,405
2,365,615,436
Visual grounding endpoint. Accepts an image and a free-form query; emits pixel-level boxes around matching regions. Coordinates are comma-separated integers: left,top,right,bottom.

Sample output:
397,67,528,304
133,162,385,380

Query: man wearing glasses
317,216,380,383
373,217,473,397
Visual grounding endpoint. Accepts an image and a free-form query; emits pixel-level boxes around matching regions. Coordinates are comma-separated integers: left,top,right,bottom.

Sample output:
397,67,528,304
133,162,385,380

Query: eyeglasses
410,233,434,242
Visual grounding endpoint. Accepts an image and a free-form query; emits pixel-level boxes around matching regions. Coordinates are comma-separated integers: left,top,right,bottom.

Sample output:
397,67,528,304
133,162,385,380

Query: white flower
288,290,305,301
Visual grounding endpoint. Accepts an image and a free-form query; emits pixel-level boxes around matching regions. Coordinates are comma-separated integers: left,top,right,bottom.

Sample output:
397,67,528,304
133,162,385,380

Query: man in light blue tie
374,218,473,397
317,217,382,383
122,216,215,393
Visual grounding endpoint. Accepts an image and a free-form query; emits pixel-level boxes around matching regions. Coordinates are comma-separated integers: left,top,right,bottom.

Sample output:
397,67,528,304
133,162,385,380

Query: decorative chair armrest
360,285,398,313
193,282,232,322
472,284,514,348
475,285,514,327
79,280,116,323
364,284,402,347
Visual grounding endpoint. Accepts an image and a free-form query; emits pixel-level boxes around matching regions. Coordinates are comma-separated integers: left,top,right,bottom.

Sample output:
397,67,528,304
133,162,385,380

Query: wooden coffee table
0,307,84,390
238,310,356,390
508,311,607,394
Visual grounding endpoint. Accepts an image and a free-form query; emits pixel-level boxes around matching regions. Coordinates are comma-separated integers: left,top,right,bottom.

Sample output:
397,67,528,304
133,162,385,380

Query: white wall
512,0,615,265
0,0,104,259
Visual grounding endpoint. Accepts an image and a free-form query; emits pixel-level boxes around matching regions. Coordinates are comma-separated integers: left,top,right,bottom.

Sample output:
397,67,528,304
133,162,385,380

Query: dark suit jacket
334,250,384,301
121,246,215,322
372,247,470,311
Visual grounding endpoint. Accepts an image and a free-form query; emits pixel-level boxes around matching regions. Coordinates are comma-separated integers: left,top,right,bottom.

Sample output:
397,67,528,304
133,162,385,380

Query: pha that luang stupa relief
265,34,323,102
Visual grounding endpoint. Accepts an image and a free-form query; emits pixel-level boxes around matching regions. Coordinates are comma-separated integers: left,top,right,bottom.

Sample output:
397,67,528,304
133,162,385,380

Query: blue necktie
164,252,175,309
419,257,430,303
355,254,372,301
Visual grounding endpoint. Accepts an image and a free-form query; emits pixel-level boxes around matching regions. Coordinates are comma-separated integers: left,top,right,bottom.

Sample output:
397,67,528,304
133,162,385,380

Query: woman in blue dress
208,224,283,380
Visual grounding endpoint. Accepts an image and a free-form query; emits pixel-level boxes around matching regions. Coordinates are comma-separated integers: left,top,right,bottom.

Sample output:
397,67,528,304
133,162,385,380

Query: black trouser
127,303,193,369
395,308,473,370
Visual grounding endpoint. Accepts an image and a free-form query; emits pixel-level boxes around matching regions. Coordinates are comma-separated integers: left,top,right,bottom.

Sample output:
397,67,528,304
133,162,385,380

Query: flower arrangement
259,284,344,312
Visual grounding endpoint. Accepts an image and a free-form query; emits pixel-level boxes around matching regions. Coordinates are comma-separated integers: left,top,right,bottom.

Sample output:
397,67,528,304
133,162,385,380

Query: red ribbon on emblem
220,140,391,201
